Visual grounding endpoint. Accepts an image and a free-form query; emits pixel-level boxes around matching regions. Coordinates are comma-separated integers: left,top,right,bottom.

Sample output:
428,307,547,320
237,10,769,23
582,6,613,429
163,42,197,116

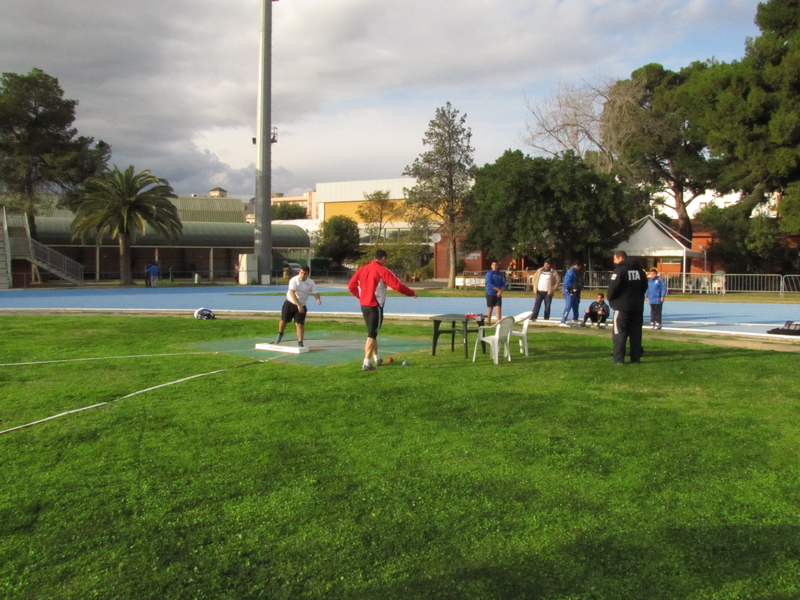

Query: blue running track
1,285,799,340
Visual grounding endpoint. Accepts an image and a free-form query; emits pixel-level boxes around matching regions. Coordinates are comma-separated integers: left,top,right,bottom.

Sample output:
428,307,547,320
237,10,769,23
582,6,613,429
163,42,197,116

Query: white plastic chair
473,316,515,364
699,276,711,294
510,312,532,356
712,270,726,294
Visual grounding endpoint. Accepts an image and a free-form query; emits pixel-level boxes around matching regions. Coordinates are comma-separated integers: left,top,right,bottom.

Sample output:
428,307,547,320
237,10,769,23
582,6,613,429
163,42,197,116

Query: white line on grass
0,352,216,367
0,368,229,436
661,327,800,340
0,352,213,367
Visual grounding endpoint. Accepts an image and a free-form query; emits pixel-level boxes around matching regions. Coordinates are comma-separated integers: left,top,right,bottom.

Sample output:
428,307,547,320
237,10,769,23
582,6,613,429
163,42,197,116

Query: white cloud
0,0,761,199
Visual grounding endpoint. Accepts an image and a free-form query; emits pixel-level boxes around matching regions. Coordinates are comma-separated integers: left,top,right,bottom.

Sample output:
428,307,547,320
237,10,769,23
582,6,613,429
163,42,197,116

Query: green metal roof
35,218,309,248
171,196,246,223
3,194,247,223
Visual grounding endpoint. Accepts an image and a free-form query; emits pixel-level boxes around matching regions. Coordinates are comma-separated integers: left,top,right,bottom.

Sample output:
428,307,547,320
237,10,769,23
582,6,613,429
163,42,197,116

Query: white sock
373,354,380,363
363,358,372,367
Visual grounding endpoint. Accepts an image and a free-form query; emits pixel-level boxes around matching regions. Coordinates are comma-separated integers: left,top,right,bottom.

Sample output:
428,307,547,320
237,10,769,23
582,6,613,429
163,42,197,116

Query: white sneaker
559,323,570,328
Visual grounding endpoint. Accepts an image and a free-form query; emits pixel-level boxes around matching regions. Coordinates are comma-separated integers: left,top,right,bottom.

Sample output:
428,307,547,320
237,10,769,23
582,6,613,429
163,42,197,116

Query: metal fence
458,270,800,296
8,266,800,294
784,275,800,294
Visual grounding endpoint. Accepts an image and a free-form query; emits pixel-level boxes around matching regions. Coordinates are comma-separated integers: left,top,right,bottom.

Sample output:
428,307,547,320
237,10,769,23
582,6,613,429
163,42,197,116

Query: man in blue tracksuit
646,268,667,330
485,261,506,325
559,260,583,327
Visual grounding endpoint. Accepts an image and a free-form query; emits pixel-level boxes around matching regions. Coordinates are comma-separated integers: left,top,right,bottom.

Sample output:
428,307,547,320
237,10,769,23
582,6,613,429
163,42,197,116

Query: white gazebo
615,215,707,292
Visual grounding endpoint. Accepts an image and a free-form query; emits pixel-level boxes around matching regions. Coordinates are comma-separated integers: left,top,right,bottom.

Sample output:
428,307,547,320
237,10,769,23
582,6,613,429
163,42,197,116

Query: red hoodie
348,260,416,307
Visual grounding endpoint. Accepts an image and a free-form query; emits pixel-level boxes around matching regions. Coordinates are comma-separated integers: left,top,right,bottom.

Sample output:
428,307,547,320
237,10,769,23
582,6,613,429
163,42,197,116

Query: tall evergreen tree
403,102,476,288
0,69,110,220
687,0,800,230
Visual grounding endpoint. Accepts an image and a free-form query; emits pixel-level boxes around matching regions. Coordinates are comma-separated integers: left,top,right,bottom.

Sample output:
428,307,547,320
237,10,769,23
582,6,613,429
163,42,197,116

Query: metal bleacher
1,206,84,288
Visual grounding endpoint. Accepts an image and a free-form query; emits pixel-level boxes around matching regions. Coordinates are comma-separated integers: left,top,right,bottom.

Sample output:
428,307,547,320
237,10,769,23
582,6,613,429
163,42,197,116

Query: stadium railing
456,270,800,296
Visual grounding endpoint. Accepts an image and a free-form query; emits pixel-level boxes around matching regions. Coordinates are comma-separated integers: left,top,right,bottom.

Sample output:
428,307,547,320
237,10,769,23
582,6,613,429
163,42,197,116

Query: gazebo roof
615,216,704,259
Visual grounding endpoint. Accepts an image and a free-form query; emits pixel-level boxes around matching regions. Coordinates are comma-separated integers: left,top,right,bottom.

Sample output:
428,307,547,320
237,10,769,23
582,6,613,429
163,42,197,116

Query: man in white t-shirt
275,266,322,347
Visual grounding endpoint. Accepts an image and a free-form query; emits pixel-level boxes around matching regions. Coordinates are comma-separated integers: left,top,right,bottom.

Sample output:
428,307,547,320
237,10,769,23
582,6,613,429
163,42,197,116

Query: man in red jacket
348,249,417,370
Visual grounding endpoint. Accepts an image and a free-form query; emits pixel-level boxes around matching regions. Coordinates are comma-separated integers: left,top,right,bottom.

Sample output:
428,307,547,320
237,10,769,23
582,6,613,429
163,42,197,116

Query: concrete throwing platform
254,343,310,354
189,330,430,367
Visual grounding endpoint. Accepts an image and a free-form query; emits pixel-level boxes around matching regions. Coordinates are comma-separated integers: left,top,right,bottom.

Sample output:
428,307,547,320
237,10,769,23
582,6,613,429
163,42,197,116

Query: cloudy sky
2,0,761,200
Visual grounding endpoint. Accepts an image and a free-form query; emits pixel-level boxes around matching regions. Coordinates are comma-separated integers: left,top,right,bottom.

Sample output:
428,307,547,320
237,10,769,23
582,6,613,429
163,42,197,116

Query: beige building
251,178,417,224
315,178,415,222
244,190,317,223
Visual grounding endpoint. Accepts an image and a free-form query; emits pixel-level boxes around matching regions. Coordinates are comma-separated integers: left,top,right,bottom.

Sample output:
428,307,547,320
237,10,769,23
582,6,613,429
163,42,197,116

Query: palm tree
71,165,182,285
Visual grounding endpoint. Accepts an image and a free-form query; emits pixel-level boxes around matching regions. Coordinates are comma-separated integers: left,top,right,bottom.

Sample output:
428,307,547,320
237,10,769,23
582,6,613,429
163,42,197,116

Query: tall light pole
254,0,276,283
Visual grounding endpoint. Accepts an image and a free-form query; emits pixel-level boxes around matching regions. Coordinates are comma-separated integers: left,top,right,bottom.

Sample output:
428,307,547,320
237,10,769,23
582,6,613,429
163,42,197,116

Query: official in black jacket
607,251,648,364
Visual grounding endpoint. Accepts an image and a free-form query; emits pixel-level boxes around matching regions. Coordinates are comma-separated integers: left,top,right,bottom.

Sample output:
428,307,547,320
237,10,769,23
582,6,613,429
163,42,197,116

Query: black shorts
486,294,502,308
281,300,307,324
361,305,383,339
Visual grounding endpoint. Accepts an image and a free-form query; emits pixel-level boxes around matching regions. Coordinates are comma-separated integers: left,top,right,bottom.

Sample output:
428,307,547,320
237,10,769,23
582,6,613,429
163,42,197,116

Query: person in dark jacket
581,293,610,328
607,251,648,364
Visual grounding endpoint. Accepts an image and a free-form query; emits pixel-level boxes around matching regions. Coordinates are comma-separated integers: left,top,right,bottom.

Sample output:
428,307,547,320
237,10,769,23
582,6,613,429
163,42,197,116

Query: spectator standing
484,261,506,325
559,261,583,327
607,251,648,364
646,268,667,330
581,293,610,328
529,259,561,321
275,266,322,348
147,262,160,287
145,262,152,287
348,249,417,371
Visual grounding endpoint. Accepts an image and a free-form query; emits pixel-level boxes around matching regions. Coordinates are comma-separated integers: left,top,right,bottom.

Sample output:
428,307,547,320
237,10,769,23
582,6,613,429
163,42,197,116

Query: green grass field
2,315,800,599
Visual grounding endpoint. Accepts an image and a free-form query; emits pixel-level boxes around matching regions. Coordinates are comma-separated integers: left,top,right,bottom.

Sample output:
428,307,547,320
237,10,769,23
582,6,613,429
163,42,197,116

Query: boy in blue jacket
484,261,506,325
646,268,667,330
559,260,583,326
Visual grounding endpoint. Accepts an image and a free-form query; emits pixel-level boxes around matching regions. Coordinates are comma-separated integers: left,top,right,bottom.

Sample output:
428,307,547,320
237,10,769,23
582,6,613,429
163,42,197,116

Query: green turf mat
188,330,430,366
